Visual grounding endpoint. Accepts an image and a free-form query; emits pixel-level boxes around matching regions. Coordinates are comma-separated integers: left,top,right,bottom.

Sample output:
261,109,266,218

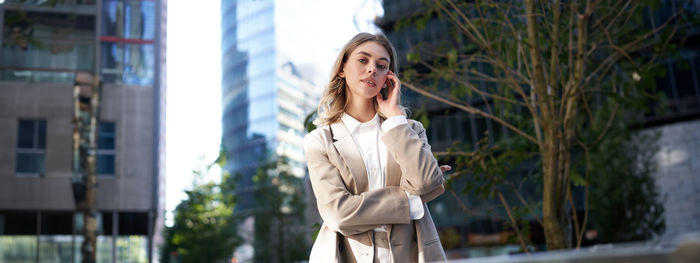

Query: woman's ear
338,71,345,78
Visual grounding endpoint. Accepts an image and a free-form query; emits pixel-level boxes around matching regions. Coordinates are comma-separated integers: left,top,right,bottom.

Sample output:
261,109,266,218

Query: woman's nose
368,65,376,74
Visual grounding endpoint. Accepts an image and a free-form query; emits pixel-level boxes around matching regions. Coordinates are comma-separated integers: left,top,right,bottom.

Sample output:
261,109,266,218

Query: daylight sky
165,0,382,226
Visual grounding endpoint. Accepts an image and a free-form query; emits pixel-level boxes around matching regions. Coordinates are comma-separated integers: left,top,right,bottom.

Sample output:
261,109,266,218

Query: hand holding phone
381,78,394,100
377,70,404,117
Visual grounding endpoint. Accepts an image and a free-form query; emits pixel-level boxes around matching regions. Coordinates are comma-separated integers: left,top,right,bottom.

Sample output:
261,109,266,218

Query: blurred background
0,0,698,262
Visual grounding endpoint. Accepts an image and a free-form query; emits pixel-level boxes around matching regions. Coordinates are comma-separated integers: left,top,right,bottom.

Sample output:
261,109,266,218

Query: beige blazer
304,118,447,262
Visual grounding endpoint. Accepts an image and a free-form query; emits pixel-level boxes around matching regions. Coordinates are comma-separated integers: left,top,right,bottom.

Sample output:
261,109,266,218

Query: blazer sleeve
381,120,445,196
304,131,411,236
420,184,445,203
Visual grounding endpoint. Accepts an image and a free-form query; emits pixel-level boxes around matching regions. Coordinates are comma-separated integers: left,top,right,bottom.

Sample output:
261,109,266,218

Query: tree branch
548,0,561,94
434,0,485,48
498,190,531,254
446,0,489,46
508,181,544,226
404,81,538,143
416,59,529,107
574,137,592,248
590,102,620,148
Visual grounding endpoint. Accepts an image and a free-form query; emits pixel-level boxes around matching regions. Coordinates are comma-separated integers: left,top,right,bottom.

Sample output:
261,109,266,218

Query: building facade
0,0,167,262
220,0,319,260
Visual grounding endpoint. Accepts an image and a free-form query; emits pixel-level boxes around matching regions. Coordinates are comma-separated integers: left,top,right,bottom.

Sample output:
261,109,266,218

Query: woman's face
339,41,391,102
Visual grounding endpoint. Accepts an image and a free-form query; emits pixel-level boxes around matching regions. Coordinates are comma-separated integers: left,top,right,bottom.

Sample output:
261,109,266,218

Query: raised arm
304,132,411,236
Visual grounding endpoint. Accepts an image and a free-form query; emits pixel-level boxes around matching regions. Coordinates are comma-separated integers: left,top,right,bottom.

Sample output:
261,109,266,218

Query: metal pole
36,211,40,263
112,212,117,263
0,1,5,66
72,211,76,263
147,211,153,263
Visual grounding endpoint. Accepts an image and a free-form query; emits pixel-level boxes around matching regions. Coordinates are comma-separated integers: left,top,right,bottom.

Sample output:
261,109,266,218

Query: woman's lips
362,77,376,87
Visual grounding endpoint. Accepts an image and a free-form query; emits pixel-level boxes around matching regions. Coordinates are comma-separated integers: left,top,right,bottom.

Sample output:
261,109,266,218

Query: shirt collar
341,113,380,134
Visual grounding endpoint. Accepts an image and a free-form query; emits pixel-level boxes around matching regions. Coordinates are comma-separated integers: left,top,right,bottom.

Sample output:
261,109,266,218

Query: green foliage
304,110,317,133
587,120,666,242
412,107,431,129
160,173,240,263
161,148,240,263
395,0,693,248
252,156,309,263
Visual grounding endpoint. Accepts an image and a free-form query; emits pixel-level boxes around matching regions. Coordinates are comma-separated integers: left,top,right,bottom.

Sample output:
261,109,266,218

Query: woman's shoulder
304,125,332,148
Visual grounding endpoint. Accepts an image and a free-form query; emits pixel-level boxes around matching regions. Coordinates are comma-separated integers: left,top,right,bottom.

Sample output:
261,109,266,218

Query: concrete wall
647,119,700,240
0,82,155,211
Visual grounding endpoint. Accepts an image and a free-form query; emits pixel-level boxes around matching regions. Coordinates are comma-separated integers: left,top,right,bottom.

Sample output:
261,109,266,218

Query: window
97,122,116,176
100,0,156,85
16,120,46,176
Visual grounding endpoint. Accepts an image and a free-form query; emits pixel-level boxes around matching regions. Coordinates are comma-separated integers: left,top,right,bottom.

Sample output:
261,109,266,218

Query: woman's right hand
376,70,404,118
440,165,452,173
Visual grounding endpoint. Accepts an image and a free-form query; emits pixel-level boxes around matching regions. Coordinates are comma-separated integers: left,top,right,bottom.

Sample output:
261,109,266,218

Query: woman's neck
345,97,376,123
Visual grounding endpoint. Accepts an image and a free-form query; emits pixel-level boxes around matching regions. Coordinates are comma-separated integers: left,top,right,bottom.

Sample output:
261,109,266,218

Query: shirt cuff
406,191,425,220
381,115,408,133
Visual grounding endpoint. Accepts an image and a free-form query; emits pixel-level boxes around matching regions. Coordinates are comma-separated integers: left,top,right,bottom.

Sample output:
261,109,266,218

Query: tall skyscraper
221,0,319,260
0,0,167,262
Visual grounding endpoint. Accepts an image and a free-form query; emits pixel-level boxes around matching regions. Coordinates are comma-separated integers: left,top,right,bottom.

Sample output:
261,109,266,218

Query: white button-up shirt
341,113,425,263
341,113,425,226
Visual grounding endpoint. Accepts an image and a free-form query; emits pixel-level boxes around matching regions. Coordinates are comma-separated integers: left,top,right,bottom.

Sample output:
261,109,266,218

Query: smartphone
381,79,394,100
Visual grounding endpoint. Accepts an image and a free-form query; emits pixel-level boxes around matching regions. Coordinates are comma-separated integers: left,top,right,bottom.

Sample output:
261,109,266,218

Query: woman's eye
377,64,387,70
359,58,368,63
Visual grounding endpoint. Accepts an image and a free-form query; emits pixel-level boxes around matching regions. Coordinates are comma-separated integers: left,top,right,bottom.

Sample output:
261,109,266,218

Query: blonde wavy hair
314,32,408,126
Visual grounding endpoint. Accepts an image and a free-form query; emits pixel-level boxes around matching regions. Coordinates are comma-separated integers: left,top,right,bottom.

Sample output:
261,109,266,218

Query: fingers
375,93,384,103
440,165,452,173
386,71,400,102
387,70,400,89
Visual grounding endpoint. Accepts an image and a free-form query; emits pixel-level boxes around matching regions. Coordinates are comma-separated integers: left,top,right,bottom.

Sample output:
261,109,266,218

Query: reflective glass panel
101,42,125,83
248,118,277,142
37,120,46,149
97,154,115,175
116,236,148,263
98,122,116,150
97,236,113,263
0,236,37,263
125,0,156,40
15,153,45,174
16,120,34,149
3,11,94,71
6,0,95,6
102,0,124,37
39,235,73,262
249,96,276,122
123,44,155,85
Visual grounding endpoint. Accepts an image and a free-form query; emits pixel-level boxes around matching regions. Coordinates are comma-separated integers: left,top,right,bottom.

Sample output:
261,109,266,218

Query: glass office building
221,1,319,260
221,0,275,211
221,0,316,211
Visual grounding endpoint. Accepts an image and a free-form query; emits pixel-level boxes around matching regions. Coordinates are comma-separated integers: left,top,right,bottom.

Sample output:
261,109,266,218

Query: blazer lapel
330,121,369,193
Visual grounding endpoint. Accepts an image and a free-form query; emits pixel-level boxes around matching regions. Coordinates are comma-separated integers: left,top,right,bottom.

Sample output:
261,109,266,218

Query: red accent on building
100,36,154,44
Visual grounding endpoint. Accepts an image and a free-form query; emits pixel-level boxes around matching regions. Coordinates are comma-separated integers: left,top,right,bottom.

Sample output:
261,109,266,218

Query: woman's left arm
377,71,444,198
381,120,445,196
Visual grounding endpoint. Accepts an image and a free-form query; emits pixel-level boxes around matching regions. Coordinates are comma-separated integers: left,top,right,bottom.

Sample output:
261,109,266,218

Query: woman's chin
366,93,380,100
367,89,381,98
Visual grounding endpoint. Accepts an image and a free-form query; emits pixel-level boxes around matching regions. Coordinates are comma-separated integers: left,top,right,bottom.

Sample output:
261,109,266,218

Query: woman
304,32,449,262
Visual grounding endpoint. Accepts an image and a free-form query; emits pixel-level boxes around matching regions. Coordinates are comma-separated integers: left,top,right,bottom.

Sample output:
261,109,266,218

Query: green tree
587,118,666,243
398,0,695,250
160,153,240,263
252,156,309,263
